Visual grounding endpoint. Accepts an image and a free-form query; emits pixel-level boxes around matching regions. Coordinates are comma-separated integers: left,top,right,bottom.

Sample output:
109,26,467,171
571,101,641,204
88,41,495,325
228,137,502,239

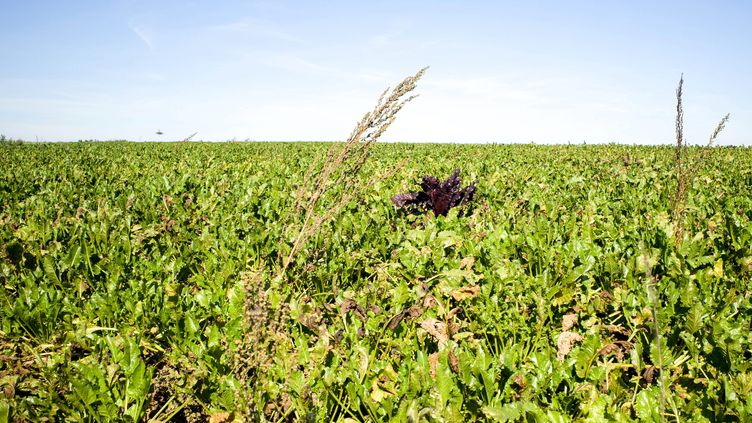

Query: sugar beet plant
2,86,752,421
3,141,752,421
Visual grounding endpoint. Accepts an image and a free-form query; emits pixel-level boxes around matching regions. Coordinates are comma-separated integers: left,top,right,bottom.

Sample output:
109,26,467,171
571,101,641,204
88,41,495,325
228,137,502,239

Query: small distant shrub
0,134,23,144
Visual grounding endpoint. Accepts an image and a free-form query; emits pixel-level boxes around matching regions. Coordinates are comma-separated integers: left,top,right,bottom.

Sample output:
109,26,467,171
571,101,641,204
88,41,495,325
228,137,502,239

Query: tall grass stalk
277,67,427,276
642,256,680,422
233,68,427,418
673,74,730,247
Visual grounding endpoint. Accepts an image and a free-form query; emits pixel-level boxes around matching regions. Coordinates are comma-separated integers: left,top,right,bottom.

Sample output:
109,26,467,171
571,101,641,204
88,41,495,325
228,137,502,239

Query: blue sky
1,1,750,144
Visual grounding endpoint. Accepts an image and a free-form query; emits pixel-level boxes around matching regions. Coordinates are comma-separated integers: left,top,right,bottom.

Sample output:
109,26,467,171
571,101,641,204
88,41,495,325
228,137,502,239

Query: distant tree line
0,134,24,144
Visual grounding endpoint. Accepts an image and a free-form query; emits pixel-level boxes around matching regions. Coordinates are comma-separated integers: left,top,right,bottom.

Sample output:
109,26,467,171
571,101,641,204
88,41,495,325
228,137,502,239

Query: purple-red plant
391,169,477,216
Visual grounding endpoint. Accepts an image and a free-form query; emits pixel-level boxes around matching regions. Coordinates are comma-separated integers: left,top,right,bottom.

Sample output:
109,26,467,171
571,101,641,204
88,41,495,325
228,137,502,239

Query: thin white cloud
144,72,166,82
358,71,392,83
0,97,99,109
206,19,303,44
369,33,392,48
424,75,561,106
256,53,343,77
130,25,154,51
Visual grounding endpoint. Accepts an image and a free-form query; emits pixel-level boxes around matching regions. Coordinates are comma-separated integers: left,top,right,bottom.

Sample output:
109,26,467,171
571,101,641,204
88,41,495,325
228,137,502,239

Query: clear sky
1,1,750,144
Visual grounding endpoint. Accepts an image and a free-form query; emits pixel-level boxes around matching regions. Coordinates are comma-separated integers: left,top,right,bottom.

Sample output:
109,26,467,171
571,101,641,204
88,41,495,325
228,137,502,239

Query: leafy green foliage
1,142,751,421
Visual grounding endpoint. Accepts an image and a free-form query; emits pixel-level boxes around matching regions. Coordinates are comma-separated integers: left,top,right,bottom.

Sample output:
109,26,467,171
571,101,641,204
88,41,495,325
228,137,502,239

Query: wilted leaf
459,256,475,270
370,378,395,403
340,299,366,321
386,306,422,330
429,352,439,379
561,313,578,331
451,285,480,301
556,331,583,362
209,412,232,423
448,349,459,374
421,318,449,346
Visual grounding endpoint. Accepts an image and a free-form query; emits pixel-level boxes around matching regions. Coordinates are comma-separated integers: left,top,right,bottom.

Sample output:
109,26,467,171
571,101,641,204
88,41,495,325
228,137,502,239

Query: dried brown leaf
604,324,632,339
598,340,633,362
429,352,439,379
598,343,622,361
341,299,366,321
459,256,475,270
448,349,459,374
406,306,422,319
386,312,406,331
643,365,657,384
423,294,438,309
562,313,578,331
451,285,480,301
420,318,449,346
386,306,422,331
599,291,615,302
556,331,583,362
298,309,323,333
209,412,232,423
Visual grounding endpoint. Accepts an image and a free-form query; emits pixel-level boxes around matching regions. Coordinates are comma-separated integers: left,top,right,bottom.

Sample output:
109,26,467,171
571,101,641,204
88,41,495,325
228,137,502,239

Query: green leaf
289,370,306,396
483,401,538,421
207,324,221,348
435,364,455,407
126,360,148,397
685,304,705,334
0,400,9,423
635,387,660,421
648,337,673,369
42,256,59,284
195,290,210,308
184,314,199,335
66,245,81,270
574,335,601,379
71,377,98,406
122,338,141,375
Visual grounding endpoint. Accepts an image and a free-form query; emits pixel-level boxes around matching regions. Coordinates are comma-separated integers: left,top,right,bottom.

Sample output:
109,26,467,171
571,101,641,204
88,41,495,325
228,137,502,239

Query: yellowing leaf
451,285,480,301
420,318,449,346
428,352,439,379
459,256,475,270
561,313,578,331
209,412,232,423
556,331,583,361
712,258,724,278
371,379,393,403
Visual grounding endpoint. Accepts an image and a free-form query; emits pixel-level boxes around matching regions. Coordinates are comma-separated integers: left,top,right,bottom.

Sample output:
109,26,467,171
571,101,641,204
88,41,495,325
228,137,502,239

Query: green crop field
2,141,752,421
